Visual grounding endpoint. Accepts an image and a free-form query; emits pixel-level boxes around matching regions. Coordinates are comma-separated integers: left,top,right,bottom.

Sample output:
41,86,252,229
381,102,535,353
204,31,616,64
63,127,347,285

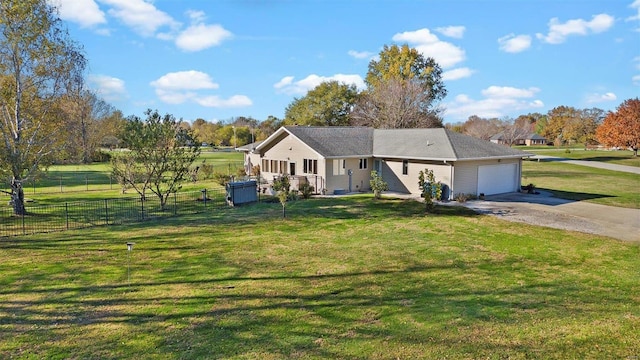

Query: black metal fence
0,188,227,238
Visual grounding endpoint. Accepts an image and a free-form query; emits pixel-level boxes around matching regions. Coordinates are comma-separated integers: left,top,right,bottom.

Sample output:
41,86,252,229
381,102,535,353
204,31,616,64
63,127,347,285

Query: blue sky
51,0,640,124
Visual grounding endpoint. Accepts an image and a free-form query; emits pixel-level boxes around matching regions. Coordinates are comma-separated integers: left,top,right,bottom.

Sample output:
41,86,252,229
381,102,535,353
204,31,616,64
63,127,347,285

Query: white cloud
586,92,617,103
348,50,374,59
173,9,232,52
392,28,465,68
498,34,532,53
100,0,179,37
195,95,253,108
627,0,640,31
51,0,106,28
633,75,640,85
442,67,474,81
445,85,543,120
481,86,540,98
186,9,207,23
273,74,366,95
435,26,466,39
88,75,127,102
175,23,232,52
150,71,219,91
536,13,615,44
150,71,250,108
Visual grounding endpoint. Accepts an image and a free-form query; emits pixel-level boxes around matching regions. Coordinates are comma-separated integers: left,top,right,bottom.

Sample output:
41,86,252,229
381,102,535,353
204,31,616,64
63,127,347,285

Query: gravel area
446,191,640,243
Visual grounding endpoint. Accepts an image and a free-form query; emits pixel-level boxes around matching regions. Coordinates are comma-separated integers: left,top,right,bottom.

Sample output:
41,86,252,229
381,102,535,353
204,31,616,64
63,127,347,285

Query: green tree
111,109,201,209
543,106,602,146
284,81,358,126
351,44,446,128
418,168,442,213
0,0,86,215
365,44,447,103
272,175,291,218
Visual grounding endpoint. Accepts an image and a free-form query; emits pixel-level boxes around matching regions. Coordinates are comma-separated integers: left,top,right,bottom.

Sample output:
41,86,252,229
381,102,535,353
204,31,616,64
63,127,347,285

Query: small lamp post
126,242,135,285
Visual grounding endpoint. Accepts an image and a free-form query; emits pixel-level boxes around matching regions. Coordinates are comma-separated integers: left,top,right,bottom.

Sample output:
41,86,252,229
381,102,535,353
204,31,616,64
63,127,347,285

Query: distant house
490,132,547,146
239,126,533,198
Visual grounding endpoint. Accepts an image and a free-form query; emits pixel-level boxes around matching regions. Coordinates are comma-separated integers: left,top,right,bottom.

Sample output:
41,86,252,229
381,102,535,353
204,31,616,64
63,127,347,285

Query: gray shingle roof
374,128,531,160
266,126,531,160
285,126,374,157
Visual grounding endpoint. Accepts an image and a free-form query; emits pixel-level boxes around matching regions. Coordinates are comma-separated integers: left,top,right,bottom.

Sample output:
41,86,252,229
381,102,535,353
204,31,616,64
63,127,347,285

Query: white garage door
477,163,518,195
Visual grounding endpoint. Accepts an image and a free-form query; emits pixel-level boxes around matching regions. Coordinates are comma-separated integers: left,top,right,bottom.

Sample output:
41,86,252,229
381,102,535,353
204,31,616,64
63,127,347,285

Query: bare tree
350,78,443,128
500,118,531,147
462,115,502,140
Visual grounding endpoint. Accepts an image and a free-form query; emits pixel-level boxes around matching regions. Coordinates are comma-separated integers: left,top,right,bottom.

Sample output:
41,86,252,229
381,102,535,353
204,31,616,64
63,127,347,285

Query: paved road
530,155,640,174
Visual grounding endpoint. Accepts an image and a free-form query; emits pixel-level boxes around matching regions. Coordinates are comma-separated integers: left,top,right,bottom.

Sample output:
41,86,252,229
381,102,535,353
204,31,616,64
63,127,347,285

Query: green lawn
0,152,244,206
0,196,638,359
522,159,640,209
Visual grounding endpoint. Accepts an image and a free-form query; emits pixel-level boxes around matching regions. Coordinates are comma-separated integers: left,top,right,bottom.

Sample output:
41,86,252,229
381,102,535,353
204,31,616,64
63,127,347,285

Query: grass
0,152,244,206
522,159,640,209
0,195,638,359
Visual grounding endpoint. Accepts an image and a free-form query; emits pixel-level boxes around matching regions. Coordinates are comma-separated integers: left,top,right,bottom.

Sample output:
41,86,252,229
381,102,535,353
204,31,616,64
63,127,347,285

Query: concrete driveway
458,191,640,243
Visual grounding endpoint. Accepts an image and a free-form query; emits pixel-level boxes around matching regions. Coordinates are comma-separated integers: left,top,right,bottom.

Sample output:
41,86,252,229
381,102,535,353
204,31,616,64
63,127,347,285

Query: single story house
240,126,533,199
490,132,547,146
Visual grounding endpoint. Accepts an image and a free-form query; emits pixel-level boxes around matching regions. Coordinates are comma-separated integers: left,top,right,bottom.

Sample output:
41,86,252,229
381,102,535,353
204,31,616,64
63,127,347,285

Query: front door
289,162,296,176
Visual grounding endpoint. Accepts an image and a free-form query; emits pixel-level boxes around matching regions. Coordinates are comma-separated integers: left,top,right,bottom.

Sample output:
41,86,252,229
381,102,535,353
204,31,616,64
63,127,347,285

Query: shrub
198,163,215,180
418,168,442,212
213,172,232,187
369,170,388,199
298,182,315,199
454,193,477,203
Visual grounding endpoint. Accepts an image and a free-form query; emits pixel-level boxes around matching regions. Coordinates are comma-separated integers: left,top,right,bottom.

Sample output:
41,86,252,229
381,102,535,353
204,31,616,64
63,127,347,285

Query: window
359,158,368,170
402,160,409,175
262,159,270,173
279,161,287,174
333,159,345,175
303,159,317,174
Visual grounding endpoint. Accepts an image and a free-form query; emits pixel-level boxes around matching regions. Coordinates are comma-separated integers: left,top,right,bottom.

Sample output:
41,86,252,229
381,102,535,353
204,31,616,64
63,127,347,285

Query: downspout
517,159,523,192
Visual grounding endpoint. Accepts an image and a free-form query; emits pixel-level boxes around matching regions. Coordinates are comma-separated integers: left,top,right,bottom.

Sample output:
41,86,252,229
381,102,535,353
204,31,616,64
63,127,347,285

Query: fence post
104,199,109,225
202,189,207,209
22,210,25,236
141,196,145,221
60,176,63,192
65,202,69,230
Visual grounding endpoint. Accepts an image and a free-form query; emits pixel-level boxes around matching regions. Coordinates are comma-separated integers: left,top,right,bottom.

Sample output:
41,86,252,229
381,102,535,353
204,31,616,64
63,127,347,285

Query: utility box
226,180,258,206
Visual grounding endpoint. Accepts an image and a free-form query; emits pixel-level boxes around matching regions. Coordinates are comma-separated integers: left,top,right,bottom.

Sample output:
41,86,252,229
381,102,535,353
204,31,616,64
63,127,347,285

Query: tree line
446,99,638,155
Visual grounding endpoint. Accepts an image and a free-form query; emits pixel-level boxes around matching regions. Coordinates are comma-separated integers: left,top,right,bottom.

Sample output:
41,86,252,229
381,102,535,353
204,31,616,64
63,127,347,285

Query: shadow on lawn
0,258,623,358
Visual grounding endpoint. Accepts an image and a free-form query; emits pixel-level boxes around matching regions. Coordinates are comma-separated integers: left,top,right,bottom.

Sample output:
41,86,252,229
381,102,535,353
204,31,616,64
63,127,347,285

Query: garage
477,163,518,195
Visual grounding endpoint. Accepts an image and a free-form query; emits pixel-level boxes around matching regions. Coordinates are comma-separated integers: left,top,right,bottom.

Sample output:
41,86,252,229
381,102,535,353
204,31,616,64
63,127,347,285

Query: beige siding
380,159,452,195
261,134,324,187
325,157,373,193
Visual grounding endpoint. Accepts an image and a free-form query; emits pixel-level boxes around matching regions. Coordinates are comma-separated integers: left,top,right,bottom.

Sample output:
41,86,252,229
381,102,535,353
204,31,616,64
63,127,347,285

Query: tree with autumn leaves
596,98,640,157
